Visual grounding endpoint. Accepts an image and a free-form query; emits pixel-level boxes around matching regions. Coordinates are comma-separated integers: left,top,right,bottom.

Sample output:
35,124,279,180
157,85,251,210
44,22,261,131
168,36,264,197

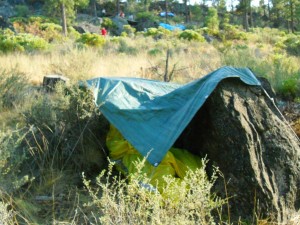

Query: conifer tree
205,7,219,33
44,0,90,36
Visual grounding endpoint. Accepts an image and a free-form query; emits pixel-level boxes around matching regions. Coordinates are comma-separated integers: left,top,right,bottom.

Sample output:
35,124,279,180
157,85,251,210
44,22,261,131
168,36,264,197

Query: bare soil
279,101,300,138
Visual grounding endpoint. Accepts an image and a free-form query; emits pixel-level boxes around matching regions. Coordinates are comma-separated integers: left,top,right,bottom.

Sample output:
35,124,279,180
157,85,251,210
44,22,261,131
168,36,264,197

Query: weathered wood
43,75,69,92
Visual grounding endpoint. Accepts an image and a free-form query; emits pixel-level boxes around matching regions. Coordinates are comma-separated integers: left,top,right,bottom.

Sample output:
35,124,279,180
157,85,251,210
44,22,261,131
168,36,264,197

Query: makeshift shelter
85,66,300,223
86,66,261,166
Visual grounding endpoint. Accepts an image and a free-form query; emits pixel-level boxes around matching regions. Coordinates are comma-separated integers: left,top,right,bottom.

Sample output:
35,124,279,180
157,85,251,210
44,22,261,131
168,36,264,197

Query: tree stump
43,75,69,92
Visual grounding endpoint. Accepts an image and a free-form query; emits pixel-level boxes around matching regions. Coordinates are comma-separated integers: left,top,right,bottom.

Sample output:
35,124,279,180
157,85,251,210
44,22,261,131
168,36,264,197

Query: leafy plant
15,5,30,17
0,127,31,194
284,34,300,56
178,29,206,42
122,25,136,37
147,48,163,56
101,17,115,30
144,27,172,39
204,7,219,34
77,33,106,47
219,24,247,41
39,22,63,41
0,69,29,110
136,11,158,23
276,73,300,101
118,38,138,55
23,83,108,173
0,30,49,53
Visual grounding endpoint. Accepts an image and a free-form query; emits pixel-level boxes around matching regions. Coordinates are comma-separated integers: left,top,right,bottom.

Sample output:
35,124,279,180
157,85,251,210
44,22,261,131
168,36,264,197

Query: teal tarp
86,66,261,166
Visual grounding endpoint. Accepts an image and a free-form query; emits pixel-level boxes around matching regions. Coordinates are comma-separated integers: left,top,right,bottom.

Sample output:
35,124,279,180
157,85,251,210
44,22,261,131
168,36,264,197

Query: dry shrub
0,201,14,225
83,158,224,225
0,68,29,110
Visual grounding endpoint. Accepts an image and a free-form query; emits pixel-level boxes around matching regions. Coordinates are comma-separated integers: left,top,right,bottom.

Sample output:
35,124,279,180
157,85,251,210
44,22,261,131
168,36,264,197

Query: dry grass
0,38,223,86
83,159,224,225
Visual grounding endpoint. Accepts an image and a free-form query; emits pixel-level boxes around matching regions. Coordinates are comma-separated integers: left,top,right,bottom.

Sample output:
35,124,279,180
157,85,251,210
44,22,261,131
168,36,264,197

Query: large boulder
73,22,101,34
175,78,300,223
111,16,128,35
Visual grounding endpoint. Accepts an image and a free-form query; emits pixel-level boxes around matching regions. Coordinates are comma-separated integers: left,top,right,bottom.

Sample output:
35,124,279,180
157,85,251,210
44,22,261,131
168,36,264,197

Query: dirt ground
279,101,300,139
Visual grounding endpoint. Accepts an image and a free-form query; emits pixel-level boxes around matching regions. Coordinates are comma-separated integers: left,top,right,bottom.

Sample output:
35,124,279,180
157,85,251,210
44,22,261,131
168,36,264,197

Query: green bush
0,30,49,53
102,17,115,30
276,73,300,101
17,33,49,51
15,5,30,17
136,12,159,31
284,34,300,56
178,29,205,42
144,27,172,39
204,7,219,33
122,24,136,37
251,27,286,45
147,48,163,56
136,11,158,22
0,127,30,193
220,24,247,41
0,69,29,110
23,84,108,173
0,83,109,224
77,33,106,47
28,16,56,24
118,39,138,55
40,22,63,41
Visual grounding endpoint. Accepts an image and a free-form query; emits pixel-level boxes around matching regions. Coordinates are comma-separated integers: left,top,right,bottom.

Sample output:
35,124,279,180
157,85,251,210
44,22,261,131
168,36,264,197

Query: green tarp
86,66,261,166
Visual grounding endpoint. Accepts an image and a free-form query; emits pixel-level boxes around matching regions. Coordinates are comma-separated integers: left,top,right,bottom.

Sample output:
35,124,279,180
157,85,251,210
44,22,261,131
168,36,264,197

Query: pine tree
205,7,219,33
44,0,90,36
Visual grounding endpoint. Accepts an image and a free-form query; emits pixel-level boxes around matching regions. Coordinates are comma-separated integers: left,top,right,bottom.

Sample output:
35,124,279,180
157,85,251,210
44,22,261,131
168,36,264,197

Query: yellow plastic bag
106,125,202,192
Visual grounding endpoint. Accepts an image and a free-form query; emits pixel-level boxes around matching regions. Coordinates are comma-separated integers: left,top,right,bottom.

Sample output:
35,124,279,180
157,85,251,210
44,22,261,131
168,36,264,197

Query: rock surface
175,78,300,223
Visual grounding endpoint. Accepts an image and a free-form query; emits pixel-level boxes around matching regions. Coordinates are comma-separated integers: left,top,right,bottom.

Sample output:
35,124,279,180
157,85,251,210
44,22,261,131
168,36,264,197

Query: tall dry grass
0,38,222,85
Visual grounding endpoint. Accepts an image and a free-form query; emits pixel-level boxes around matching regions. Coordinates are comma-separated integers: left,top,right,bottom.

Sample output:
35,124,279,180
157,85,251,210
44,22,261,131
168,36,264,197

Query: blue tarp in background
159,22,186,31
86,66,261,166
159,12,175,17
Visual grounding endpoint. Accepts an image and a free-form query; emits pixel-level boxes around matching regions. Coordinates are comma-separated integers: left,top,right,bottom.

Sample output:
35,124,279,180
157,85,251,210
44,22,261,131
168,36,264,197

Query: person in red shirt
101,27,107,36
119,11,125,18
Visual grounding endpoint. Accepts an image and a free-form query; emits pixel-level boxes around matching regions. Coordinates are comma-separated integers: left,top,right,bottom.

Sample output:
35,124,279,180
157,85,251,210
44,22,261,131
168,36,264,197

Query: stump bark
43,75,69,92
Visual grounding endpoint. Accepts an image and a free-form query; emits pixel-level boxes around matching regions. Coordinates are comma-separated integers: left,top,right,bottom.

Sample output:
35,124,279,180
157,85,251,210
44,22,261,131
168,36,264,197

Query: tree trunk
93,0,97,17
267,0,271,19
165,0,168,23
117,0,120,15
241,0,249,31
249,3,253,27
184,0,188,23
164,49,170,82
61,3,67,37
243,10,249,31
290,0,295,33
